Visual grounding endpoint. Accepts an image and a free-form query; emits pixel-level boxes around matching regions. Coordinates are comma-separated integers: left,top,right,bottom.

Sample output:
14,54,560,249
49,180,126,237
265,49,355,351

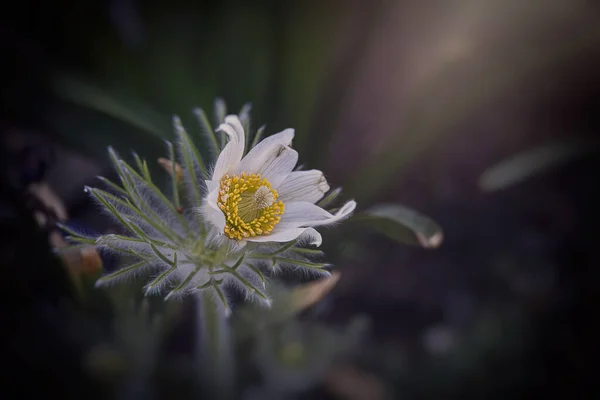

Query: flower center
217,173,284,240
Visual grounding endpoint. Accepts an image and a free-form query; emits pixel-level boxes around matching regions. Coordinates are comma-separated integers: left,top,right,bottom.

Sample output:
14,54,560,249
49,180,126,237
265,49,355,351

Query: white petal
200,188,225,232
246,227,322,247
224,115,245,139
205,179,219,192
277,170,330,203
258,146,299,187
278,200,357,229
236,128,295,175
212,115,245,180
296,227,323,246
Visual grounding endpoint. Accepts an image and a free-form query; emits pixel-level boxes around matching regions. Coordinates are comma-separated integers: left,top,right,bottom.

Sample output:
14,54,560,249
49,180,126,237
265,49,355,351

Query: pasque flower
203,115,355,245
61,101,355,314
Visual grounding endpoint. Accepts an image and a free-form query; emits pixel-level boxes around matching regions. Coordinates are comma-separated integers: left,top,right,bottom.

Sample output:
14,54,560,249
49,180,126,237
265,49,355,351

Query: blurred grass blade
234,272,341,343
193,107,220,155
355,204,443,249
214,98,227,124
479,139,598,192
290,270,341,313
53,75,170,138
250,125,266,150
239,103,253,150
317,187,342,208
56,245,104,298
214,98,228,149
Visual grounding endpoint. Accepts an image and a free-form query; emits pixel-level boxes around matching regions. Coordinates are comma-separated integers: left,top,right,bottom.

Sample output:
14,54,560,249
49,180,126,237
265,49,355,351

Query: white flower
202,115,356,246
64,101,357,312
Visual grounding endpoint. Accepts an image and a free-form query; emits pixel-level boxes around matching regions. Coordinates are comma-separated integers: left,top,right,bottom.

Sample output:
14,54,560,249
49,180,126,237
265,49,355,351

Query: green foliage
479,138,600,191
353,203,444,249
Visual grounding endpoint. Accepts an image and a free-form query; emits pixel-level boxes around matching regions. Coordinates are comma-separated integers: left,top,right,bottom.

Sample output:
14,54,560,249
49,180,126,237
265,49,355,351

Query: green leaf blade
356,203,443,249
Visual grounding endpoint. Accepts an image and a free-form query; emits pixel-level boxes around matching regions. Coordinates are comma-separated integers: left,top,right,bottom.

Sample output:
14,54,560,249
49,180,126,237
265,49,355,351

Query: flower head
62,100,356,314
203,115,356,245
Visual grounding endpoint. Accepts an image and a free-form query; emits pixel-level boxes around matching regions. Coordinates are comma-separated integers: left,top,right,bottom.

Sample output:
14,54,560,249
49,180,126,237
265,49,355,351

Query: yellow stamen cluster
217,173,284,240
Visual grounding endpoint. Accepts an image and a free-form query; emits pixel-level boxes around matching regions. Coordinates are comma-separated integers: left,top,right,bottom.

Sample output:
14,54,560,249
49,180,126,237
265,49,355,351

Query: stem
195,291,235,399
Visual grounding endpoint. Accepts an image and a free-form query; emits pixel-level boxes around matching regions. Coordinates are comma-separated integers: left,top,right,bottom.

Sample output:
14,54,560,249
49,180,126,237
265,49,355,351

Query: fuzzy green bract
61,101,354,316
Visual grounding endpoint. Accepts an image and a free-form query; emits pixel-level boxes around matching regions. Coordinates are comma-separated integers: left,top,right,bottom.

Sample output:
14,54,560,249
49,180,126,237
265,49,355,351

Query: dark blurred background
2,0,599,398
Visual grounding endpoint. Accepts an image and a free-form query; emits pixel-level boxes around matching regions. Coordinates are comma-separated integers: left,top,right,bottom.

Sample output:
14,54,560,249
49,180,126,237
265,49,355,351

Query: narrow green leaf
57,222,96,242
65,235,97,245
125,195,183,243
55,243,90,252
94,187,171,243
231,253,246,270
274,257,330,272
125,219,153,241
99,245,149,261
227,271,268,301
289,247,325,257
97,176,128,196
246,253,274,260
173,116,206,208
87,186,135,233
214,98,227,149
108,147,136,194
96,261,147,285
174,115,208,176
250,125,266,150
317,187,342,208
97,233,174,250
355,203,443,249
149,243,175,266
145,265,177,294
479,139,598,192
119,159,189,233
91,185,181,243
119,160,174,212
268,240,297,256
142,159,152,183
125,248,152,262
196,279,213,290
245,264,265,287
165,263,201,300
193,107,220,155
211,281,230,313
132,152,146,178
212,266,268,300
53,76,168,138
239,103,252,152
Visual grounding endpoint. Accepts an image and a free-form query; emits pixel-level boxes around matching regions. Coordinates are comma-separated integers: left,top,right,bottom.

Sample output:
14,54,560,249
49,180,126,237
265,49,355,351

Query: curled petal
212,115,245,180
296,227,323,246
236,128,295,176
279,200,357,229
246,227,322,246
277,170,330,204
